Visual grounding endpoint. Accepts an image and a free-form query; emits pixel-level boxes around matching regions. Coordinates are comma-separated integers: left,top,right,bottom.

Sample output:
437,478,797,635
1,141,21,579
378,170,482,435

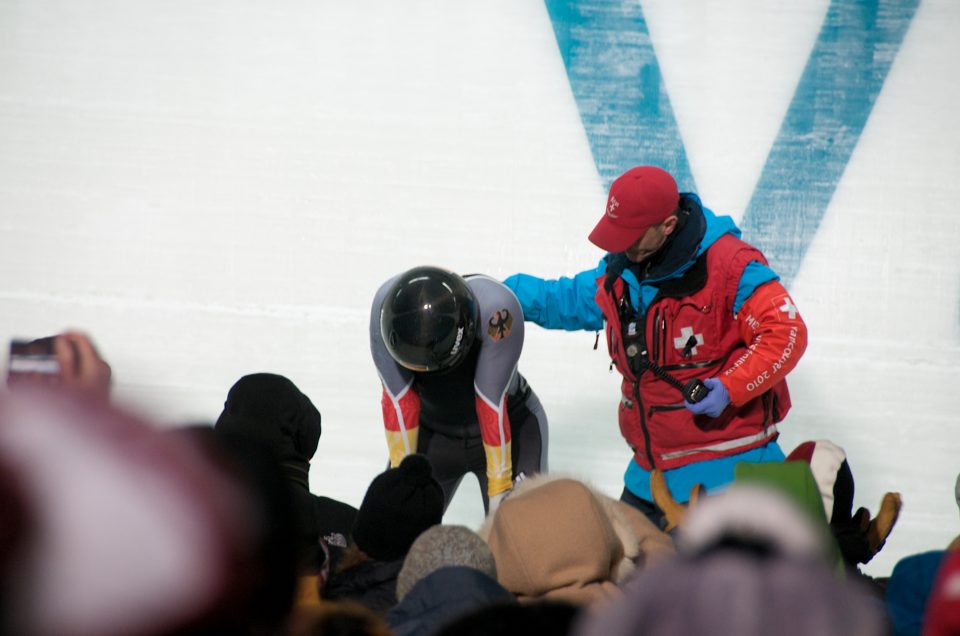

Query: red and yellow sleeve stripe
381,382,420,467
475,393,513,497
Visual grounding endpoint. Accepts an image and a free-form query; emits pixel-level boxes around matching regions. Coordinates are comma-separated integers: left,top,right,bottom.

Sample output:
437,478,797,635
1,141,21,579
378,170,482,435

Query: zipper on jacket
651,308,660,362
631,298,656,469
661,357,722,372
676,300,709,313
648,403,686,418
660,312,667,365
761,391,771,429
611,278,655,469
612,323,617,373
634,381,656,470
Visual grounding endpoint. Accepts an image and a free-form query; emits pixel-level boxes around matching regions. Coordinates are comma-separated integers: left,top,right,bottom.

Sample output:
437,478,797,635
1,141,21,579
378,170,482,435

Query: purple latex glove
684,377,730,417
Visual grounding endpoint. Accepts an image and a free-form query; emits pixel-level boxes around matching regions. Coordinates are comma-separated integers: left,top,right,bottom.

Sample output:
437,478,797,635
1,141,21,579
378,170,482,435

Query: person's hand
866,492,902,555
54,331,112,402
684,377,729,417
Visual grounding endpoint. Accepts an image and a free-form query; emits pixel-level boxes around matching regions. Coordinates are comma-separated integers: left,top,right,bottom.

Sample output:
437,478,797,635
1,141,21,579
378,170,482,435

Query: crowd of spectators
0,331,957,636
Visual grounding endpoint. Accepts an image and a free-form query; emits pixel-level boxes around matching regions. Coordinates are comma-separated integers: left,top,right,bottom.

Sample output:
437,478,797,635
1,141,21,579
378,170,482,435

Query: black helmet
380,266,479,372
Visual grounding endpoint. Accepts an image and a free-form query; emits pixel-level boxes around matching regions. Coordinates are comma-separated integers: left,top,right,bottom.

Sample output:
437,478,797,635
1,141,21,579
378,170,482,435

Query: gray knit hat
396,525,497,600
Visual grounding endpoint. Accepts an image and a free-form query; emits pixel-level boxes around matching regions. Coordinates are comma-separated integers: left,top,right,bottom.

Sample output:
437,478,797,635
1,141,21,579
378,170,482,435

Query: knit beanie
352,454,444,562
786,441,889,567
732,461,849,573
214,373,321,483
786,440,852,524
574,547,886,636
396,525,497,600
677,484,832,564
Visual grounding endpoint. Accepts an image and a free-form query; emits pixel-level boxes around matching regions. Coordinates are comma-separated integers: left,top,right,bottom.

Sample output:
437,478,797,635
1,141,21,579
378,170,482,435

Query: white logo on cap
607,195,620,218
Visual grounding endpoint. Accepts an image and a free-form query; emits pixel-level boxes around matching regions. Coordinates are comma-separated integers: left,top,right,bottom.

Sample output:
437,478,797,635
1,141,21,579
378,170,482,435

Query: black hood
214,373,321,485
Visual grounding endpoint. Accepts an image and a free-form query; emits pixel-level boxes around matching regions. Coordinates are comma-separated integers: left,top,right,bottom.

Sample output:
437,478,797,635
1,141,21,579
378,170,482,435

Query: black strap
610,274,708,403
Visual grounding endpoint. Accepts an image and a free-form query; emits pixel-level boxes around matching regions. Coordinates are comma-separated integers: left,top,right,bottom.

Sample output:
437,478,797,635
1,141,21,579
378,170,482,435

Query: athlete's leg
620,487,670,534
509,388,548,481
417,426,468,513
459,435,491,513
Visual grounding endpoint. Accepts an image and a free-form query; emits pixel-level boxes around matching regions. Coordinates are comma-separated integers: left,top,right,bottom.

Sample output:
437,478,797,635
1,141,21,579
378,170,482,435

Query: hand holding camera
7,331,112,401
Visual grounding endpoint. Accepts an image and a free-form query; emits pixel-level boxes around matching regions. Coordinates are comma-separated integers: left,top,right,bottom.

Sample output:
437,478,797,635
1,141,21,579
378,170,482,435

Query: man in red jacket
505,166,808,527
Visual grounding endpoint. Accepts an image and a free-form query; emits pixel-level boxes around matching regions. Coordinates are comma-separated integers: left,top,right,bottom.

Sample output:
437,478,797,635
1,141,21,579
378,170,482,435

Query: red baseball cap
588,166,680,253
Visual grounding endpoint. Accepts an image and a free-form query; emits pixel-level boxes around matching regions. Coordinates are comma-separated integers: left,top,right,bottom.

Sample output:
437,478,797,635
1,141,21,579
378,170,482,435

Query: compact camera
7,336,61,387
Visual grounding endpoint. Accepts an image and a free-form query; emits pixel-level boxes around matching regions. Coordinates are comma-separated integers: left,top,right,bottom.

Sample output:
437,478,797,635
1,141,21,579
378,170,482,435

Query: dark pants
619,486,671,534
418,390,547,513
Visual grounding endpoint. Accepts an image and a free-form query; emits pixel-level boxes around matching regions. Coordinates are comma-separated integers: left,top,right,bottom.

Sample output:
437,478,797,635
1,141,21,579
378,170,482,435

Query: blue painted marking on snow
545,0,918,287
740,0,919,286
543,0,695,192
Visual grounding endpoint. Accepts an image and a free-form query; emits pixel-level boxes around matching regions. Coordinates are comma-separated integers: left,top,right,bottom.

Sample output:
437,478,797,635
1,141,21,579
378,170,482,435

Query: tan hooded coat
478,475,674,606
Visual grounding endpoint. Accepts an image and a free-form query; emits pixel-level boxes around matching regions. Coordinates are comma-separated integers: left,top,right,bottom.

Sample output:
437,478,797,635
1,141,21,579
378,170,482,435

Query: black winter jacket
387,566,515,636
326,557,404,615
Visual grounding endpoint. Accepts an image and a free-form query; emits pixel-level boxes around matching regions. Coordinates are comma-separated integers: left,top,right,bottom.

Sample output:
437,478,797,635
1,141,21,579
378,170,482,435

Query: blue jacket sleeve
503,260,606,332
734,261,780,315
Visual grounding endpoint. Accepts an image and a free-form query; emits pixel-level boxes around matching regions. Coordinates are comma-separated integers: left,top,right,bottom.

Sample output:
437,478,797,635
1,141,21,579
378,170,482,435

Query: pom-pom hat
352,454,444,561
787,440,852,524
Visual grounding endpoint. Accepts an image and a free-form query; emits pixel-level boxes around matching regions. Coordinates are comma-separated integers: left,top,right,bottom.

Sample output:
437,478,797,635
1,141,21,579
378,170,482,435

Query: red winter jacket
595,233,806,471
